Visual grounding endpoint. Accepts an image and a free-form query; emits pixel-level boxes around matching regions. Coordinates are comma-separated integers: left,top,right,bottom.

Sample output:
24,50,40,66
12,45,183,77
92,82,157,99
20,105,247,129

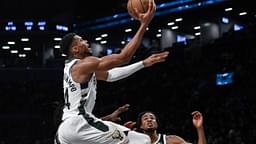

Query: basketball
127,0,154,19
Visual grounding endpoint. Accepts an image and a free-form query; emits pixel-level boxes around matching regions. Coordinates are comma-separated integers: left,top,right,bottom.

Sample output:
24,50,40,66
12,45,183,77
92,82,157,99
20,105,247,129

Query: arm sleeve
106,61,144,82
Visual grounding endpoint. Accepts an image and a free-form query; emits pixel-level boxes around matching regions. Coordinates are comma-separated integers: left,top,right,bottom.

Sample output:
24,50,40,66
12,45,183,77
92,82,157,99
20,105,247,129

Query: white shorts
55,115,150,144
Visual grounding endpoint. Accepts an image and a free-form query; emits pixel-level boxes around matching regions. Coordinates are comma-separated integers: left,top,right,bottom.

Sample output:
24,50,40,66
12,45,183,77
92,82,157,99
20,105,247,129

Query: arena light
239,12,247,16
175,18,183,22
21,38,29,42
18,54,26,58
56,25,69,31
225,7,232,11
24,21,33,31
195,32,201,36
194,26,201,30
8,22,14,25
38,21,46,26
5,21,16,31
54,38,62,41
100,40,107,44
101,34,108,37
38,21,46,31
167,22,175,26
5,26,16,31
113,14,119,18
78,0,226,31
26,26,32,30
127,36,132,42
95,37,102,41
10,50,18,54
177,35,187,44
39,26,45,30
80,0,194,26
2,46,10,49
54,45,60,49
171,26,179,30
125,28,132,32
234,24,244,31
23,47,31,51
222,17,229,24
106,48,113,55
156,33,162,37
7,41,15,45
24,21,33,26
121,41,126,44
216,71,234,86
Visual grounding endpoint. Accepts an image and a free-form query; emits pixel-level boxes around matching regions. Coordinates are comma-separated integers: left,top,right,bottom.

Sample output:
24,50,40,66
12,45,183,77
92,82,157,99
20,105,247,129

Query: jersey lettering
64,72,77,92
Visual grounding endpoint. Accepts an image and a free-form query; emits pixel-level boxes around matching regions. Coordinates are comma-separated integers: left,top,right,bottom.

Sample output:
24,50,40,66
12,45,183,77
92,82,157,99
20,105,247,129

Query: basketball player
125,111,207,144
54,0,170,143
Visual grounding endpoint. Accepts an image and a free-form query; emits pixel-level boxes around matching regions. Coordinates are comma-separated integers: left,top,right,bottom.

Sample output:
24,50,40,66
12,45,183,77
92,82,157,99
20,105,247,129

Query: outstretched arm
72,1,156,83
192,111,207,144
101,104,130,122
165,111,207,144
90,0,156,71
96,51,169,81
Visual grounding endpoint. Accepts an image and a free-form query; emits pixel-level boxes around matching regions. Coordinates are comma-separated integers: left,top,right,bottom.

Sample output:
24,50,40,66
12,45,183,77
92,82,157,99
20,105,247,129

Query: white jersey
56,58,151,144
62,58,97,121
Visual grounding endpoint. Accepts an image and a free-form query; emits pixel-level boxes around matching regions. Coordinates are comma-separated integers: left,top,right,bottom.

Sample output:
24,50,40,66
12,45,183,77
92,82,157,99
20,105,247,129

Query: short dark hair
136,111,160,132
59,33,76,55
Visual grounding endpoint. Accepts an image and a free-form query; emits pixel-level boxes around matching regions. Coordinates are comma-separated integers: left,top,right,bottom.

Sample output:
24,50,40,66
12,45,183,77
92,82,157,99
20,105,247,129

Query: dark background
0,0,256,143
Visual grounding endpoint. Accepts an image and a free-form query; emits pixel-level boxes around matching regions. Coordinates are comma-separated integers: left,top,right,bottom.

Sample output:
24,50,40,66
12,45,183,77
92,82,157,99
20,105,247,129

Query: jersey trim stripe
78,99,109,132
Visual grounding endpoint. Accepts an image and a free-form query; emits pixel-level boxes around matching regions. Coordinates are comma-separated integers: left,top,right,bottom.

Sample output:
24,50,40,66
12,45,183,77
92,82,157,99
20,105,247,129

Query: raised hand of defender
109,104,130,122
124,121,137,130
191,111,204,129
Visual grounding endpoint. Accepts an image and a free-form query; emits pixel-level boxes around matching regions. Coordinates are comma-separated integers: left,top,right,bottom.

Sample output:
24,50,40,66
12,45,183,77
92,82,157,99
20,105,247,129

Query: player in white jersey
56,48,169,144
54,1,170,143
124,111,207,144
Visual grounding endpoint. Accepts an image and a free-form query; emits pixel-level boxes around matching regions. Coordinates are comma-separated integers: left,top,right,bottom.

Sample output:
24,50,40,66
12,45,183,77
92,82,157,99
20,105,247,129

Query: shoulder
72,56,101,74
80,56,100,63
71,57,101,82
166,135,187,144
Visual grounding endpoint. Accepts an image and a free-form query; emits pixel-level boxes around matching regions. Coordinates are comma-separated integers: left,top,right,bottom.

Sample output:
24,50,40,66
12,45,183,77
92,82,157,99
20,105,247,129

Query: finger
147,0,154,13
121,104,130,110
152,54,168,61
133,7,140,19
124,121,132,125
152,51,169,57
124,121,136,129
119,104,129,109
157,59,167,63
191,111,199,115
123,104,130,108
157,54,169,59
